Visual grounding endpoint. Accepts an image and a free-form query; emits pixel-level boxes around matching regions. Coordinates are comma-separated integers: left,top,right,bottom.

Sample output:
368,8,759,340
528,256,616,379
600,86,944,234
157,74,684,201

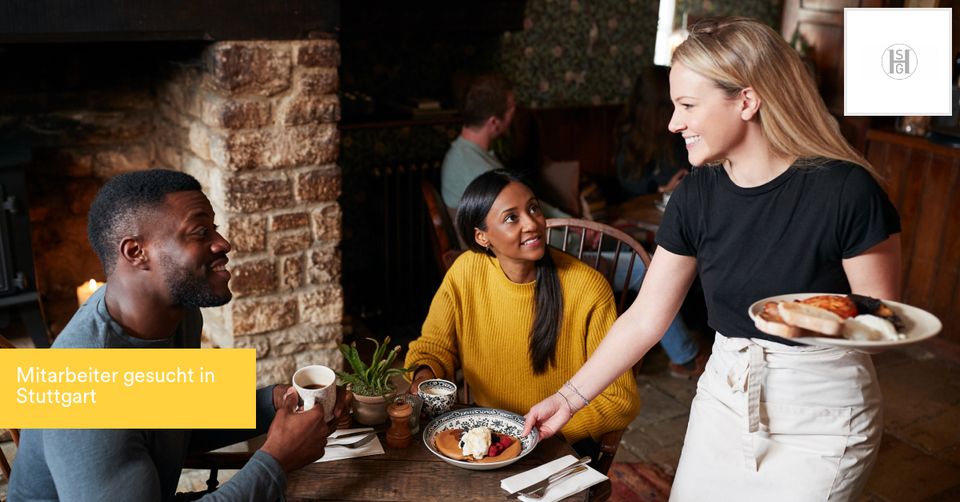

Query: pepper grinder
385,398,413,448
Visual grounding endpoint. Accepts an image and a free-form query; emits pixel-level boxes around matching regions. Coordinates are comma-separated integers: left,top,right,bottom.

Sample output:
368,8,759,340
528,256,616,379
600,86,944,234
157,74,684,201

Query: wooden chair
419,179,468,400
546,218,652,314
420,179,463,274
1,334,20,481
180,451,252,497
545,218,652,483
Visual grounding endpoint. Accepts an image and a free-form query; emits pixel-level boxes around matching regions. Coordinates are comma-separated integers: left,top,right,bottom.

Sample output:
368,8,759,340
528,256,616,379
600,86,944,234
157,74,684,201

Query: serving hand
522,392,573,440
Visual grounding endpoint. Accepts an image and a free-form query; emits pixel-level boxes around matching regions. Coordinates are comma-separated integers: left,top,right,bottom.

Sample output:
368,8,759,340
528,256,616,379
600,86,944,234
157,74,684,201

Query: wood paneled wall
511,105,622,178
865,129,960,345
780,0,890,151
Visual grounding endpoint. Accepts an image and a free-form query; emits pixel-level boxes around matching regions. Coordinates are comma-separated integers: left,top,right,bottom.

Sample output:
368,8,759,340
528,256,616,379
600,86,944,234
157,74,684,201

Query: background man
440,74,568,218
10,169,340,501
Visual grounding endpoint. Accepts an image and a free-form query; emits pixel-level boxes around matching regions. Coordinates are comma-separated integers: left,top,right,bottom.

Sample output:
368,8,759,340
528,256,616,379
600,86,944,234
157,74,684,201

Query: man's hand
260,388,338,472
274,383,349,416
272,384,293,411
331,385,349,419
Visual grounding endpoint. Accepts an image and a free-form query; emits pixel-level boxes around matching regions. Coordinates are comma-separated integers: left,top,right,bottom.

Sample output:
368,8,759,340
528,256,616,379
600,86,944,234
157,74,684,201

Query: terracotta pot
351,393,390,425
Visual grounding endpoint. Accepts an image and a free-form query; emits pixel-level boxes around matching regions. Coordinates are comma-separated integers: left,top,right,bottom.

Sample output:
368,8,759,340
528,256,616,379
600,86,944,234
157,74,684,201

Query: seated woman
406,169,640,453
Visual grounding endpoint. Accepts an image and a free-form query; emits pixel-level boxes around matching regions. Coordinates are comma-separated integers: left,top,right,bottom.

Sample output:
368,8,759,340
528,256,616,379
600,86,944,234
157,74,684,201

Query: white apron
669,334,882,502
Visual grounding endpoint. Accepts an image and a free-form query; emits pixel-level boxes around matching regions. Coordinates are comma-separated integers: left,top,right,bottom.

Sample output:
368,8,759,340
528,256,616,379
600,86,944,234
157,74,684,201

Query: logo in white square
845,8,951,116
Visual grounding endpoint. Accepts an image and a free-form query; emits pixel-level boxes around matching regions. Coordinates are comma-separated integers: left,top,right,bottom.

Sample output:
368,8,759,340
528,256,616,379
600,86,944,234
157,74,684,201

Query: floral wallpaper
502,0,782,108
676,0,782,33
501,0,660,107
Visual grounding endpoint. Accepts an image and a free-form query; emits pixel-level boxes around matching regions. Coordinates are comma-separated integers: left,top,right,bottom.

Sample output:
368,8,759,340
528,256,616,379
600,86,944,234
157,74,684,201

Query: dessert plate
423,407,539,471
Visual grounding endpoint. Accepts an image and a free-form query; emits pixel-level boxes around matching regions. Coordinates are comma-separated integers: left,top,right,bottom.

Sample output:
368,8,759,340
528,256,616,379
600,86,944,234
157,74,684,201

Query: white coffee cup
292,365,337,417
417,378,457,419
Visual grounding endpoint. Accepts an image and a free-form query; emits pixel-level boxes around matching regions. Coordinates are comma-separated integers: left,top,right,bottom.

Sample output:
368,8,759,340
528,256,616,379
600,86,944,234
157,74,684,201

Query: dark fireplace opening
0,42,204,338
0,142,49,347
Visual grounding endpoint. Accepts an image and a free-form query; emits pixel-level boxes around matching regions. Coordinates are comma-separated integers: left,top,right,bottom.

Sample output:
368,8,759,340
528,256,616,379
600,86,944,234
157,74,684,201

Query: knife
506,456,592,497
329,429,376,441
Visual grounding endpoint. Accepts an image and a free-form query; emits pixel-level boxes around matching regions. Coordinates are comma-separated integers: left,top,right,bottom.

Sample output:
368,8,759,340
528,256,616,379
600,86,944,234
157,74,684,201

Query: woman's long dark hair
616,65,680,181
456,170,562,374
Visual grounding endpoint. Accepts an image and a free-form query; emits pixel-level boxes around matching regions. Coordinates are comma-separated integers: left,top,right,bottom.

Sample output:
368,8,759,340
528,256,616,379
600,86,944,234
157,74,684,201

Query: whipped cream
458,426,492,460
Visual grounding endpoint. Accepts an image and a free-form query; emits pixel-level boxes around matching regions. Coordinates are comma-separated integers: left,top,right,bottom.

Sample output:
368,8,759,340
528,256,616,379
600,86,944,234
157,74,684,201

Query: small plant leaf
338,337,410,397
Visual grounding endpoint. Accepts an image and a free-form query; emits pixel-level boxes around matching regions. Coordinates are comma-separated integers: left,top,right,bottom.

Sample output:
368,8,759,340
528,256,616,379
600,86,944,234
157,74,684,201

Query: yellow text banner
0,349,256,429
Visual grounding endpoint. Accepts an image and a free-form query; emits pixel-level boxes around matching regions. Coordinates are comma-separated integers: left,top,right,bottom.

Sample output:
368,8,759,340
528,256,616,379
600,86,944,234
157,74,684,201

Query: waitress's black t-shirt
655,160,901,345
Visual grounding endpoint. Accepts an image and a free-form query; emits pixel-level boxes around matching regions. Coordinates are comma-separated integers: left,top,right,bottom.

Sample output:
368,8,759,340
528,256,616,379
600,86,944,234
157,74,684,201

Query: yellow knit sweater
406,249,640,443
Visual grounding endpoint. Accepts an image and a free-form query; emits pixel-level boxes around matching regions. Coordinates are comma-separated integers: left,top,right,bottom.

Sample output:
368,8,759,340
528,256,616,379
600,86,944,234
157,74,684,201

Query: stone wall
0,40,343,386
156,39,343,385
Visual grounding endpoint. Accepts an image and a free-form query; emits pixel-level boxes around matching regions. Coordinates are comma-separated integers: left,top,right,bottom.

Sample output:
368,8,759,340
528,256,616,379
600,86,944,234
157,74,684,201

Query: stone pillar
156,39,343,385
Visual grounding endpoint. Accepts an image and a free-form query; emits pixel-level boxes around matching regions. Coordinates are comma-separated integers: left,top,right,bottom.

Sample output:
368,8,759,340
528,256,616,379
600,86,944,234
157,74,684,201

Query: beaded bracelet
564,381,590,408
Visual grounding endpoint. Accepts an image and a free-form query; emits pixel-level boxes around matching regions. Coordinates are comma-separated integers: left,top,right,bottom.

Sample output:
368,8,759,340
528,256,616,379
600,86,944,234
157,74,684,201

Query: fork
515,465,588,499
326,433,377,449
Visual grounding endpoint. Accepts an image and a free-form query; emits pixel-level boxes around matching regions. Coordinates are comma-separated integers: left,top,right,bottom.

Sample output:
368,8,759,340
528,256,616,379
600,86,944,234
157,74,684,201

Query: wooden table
614,194,664,235
285,431,597,501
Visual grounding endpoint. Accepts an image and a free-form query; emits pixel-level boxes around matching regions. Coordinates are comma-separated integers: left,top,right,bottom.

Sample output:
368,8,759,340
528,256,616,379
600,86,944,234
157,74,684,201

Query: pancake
434,428,522,463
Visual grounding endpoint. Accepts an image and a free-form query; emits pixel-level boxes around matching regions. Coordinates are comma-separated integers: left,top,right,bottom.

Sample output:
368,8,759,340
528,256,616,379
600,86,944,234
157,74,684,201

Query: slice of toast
777,301,843,336
755,315,808,338
755,302,810,338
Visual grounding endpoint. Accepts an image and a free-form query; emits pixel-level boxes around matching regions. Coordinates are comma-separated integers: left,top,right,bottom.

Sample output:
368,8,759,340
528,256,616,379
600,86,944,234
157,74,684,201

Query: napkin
501,455,607,502
314,427,385,463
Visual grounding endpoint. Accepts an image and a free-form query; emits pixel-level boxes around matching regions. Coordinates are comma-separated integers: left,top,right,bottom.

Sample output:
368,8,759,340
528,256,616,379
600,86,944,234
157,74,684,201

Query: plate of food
423,407,539,471
749,293,942,348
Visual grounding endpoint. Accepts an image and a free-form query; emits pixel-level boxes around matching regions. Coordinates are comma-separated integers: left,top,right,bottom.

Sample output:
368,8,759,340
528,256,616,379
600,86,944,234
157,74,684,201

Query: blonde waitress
523,17,900,501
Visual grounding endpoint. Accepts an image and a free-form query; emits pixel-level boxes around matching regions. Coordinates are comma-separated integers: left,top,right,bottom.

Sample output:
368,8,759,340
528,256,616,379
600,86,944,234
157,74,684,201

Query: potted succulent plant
336,336,409,425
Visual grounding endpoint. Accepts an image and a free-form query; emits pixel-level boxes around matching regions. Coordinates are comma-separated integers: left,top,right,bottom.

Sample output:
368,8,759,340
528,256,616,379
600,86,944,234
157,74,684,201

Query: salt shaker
385,398,413,448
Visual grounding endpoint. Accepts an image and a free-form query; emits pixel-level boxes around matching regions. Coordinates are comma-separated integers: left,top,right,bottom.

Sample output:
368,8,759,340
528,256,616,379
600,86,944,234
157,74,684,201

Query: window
653,0,688,67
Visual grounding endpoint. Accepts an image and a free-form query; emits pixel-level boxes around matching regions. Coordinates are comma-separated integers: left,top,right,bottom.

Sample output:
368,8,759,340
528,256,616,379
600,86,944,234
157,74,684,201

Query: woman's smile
520,234,543,248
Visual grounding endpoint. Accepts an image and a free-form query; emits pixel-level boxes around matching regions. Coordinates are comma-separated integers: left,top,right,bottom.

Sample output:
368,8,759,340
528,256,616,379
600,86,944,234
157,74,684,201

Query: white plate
422,407,539,471
748,293,942,348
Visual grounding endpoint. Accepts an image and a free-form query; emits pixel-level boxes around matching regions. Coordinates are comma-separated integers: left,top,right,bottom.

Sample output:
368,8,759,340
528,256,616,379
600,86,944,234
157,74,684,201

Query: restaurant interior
1,0,959,500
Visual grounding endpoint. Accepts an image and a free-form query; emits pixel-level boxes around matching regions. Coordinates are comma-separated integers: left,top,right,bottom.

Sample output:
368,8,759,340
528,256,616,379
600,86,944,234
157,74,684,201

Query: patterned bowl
423,407,540,471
